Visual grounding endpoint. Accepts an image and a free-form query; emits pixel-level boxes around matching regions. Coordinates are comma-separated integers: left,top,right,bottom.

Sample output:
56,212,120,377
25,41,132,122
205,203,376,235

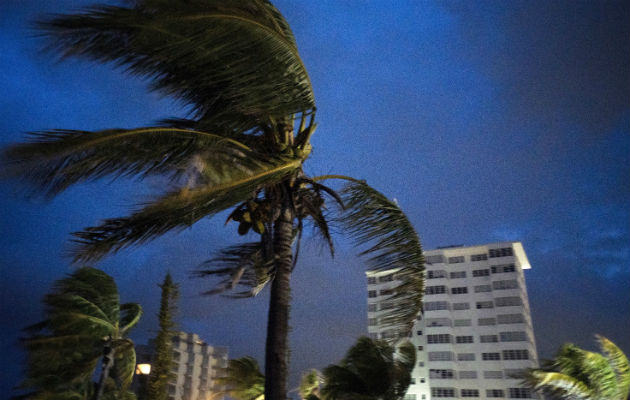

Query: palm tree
321,337,416,400
298,370,322,400
522,335,630,400
16,267,142,400
2,2,425,399
217,357,265,400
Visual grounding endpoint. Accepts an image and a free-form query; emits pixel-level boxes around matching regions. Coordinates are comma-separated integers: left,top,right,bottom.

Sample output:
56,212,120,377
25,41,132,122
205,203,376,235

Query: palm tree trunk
265,200,293,400
94,339,114,400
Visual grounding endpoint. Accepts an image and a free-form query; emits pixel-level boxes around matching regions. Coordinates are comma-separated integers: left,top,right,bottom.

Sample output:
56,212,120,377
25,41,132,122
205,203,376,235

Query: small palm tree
321,337,416,400
2,2,425,399
217,357,265,400
298,369,322,400
522,335,630,400
16,268,142,400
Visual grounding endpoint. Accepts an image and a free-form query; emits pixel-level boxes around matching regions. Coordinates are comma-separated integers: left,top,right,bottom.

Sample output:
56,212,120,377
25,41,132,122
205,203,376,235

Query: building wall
136,332,228,400
367,242,539,400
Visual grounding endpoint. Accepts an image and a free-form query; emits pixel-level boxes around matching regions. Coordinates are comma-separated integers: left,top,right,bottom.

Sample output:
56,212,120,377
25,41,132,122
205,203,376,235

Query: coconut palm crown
16,267,142,400
2,2,425,399
522,335,630,400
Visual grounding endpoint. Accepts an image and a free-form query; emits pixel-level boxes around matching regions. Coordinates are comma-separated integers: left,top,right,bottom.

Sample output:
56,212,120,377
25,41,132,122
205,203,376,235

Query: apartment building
136,331,228,400
367,242,539,400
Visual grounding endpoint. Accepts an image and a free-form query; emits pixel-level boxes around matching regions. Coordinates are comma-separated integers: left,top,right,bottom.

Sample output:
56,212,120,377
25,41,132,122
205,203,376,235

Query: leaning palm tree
522,335,630,400
16,267,142,400
321,337,416,400
2,2,425,399
216,357,265,400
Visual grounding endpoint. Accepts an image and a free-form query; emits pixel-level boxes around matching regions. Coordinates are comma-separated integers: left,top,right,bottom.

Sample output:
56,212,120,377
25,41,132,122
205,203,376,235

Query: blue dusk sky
0,1,628,398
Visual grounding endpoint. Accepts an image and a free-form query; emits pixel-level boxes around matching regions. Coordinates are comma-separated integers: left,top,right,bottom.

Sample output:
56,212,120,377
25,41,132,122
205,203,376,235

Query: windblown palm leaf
17,268,142,400
321,337,415,400
522,335,630,400
298,370,322,400
2,128,262,197
334,179,424,340
38,0,315,132
216,357,265,400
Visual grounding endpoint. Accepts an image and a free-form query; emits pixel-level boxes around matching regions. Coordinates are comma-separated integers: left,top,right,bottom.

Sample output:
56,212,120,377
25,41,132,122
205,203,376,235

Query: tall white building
136,331,228,400
367,242,539,400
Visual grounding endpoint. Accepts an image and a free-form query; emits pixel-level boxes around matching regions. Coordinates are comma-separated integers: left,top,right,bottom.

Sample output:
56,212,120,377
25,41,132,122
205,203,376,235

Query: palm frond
216,357,265,400
597,335,630,400
111,339,136,390
71,156,303,263
336,180,424,340
38,0,315,133
195,242,274,298
119,303,142,334
523,370,593,400
1,128,256,197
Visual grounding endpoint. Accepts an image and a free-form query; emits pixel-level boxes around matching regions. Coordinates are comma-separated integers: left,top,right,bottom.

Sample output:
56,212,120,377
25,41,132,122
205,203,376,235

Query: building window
497,314,525,324
448,256,465,264
471,253,488,261
417,330,423,335
426,255,445,264
368,303,378,312
453,302,470,310
380,289,394,296
492,280,519,290
427,334,452,344
495,296,522,307
474,284,492,293
486,389,505,398
459,370,477,379
418,362,425,367
457,353,475,361
368,318,378,326
426,318,452,327
502,349,529,360
427,270,447,279
410,378,416,384
455,336,473,344
367,277,377,284
480,335,498,343
504,369,526,379
472,269,490,277
508,388,532,398
451,287,468,295
478,318,496,326
379,274,394,283
491,264,516,273
500,331,528,342
483,370,503,379
454,319,472,327
426,285,447,295
450,271,466,279
489,247,514,258
420,378,425,383
418,346,424,351
430,369,455,379
476,301,494,309
428,351,454,361
425,301,450,311
431,388,456,398
482,352,501,361
461,389,480,397
368,290,377,298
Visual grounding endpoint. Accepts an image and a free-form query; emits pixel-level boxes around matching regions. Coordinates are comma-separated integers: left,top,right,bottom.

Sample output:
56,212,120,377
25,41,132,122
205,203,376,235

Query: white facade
136,331,228,400
367,242,539,400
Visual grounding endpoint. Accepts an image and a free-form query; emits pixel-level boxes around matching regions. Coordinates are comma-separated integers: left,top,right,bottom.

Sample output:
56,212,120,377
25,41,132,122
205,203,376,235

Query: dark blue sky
1,1,628,398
